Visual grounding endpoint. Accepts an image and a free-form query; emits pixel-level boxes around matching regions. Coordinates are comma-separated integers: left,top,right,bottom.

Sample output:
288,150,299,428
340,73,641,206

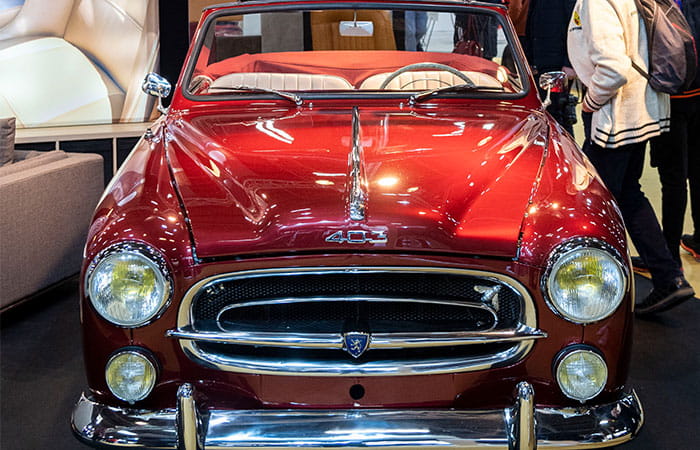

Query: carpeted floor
1,275,698,449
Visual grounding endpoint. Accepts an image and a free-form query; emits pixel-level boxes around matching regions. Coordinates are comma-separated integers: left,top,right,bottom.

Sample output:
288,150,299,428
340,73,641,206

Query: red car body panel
166,103,548,259
78,1,635,440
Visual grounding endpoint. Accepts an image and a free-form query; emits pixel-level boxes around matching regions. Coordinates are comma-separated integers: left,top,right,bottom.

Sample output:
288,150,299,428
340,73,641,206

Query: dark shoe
631,256,650,277
681,234,700,261
636,276,695,315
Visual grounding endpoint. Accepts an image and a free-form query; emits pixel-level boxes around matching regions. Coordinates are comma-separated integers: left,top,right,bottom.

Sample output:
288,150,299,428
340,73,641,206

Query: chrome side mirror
142,73,172,115
538,71,567,108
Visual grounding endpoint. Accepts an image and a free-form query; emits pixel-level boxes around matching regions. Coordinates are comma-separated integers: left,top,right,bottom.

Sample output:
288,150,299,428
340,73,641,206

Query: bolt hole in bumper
72,382,643,450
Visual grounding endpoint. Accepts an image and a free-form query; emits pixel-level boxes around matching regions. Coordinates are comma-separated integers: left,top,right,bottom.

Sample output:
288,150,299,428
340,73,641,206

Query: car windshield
185,4,525,99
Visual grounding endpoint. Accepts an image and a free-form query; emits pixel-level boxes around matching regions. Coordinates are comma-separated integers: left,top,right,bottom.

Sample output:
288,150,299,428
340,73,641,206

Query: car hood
165,105,549,259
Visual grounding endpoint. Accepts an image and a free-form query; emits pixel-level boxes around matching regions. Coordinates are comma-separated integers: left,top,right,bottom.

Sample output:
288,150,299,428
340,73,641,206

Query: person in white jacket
567,0,694,314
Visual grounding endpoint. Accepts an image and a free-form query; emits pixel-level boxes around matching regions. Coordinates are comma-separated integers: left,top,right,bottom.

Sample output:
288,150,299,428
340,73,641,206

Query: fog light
105,350,156,403
555,348,607,402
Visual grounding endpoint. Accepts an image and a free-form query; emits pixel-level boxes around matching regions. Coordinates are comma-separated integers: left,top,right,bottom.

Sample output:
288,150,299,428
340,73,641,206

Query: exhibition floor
1,165,699,449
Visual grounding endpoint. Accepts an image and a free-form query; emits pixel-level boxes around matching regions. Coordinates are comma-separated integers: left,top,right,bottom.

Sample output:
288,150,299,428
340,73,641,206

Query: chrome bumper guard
72,382,643,450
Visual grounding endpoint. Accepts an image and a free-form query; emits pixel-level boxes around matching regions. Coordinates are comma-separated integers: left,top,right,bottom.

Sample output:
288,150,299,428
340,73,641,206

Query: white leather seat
0,37,124,127
359,71,502,90
0,0,158,128
210,73,353,91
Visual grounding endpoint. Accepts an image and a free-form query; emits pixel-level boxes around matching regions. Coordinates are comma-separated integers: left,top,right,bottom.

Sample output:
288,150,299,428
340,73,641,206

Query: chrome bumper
72,382,643,450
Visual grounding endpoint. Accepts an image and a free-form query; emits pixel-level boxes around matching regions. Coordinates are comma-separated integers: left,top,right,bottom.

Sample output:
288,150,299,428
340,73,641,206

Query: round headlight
87,245,170,327
105,350,157,403
546,246,625,323
555,348,608,402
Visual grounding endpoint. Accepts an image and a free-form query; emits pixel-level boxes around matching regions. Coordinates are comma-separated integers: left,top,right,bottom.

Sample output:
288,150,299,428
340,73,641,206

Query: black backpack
633,0,698,94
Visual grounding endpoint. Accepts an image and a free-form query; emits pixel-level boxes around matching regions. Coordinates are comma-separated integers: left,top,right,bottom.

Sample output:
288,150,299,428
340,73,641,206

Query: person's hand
582,102,593,113
562,66,577,80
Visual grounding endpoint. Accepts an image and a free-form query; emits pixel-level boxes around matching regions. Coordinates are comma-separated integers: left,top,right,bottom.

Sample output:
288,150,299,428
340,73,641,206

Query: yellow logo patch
573,11,582,27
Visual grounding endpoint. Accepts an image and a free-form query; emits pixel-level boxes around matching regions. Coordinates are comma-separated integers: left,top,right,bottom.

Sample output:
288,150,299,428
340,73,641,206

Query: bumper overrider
72,382,643,450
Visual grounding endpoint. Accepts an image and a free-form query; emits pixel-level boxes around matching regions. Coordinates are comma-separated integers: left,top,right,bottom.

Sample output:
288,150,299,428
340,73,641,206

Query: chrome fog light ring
542,238,627,324
105,347,158,403
555,346,608,403
86,242,172,328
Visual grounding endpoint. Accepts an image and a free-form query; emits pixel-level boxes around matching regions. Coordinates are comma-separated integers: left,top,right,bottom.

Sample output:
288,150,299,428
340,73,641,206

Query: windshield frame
181,1,531,103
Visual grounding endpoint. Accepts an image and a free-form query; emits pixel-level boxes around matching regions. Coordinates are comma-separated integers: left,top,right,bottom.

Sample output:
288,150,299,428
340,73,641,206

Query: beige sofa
0,0,159,128
0,149,104,310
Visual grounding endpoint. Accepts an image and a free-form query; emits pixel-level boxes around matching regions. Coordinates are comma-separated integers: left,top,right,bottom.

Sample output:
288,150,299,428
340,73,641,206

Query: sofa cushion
0,151,104,308
0,117,15,167
12,150,46,162
0,37,124,127
0,150,68,177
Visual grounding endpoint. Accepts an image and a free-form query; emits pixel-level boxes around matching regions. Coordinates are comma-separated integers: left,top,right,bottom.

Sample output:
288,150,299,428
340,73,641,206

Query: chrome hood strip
348,106,367,221
166,325,547,349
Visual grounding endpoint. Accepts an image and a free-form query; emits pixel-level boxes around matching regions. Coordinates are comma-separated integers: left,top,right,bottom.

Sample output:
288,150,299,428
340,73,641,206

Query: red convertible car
72,0,642,448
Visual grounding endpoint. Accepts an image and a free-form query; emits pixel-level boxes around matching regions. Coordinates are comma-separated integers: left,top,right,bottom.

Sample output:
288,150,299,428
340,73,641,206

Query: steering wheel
378,63,475,90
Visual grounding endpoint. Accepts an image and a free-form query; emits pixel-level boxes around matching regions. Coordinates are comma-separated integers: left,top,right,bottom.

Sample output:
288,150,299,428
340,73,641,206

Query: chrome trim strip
214,295,499,333
348,106,367,221
374,325,546,348
215,295,497,313
71,389,644,449
177,266,538,376
181,340,530,376
167,325,546,349
170,328,342,348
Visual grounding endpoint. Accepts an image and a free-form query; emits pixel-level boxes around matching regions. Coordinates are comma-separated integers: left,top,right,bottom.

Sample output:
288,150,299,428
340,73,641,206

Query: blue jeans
404,11,428,51
582,112,682,288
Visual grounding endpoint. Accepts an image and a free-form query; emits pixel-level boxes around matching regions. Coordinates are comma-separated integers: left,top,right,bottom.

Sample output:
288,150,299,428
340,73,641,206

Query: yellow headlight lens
109,257,158,303
105,350,157,403
556,348,608,402
88,249,169,327
547,247,625,323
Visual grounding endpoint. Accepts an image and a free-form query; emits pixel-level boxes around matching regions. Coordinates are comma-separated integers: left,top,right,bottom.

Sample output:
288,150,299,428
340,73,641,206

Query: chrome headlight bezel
85,242,172,328
542,238,628,324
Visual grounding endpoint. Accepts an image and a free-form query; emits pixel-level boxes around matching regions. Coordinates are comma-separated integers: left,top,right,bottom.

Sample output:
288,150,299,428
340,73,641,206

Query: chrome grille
170,267,544,376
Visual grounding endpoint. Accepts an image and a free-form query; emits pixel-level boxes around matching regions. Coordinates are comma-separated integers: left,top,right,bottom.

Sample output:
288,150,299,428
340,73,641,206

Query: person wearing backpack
567,0,695,314
648,0,700,267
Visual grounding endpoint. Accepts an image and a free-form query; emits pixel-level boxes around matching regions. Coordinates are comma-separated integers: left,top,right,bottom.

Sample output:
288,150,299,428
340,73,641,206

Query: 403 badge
325,230,388,244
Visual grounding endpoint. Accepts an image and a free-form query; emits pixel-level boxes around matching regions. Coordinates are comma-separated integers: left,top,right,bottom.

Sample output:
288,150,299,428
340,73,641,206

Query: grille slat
215,298,497,333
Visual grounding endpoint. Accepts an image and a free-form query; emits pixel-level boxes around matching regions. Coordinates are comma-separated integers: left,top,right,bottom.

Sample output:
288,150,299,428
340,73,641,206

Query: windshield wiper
409,83,505,105
208,85,303,106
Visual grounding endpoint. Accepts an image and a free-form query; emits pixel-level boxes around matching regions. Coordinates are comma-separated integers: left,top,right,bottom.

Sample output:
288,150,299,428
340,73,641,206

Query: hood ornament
348,107,368,221
343,332,370,358
474,285,501,311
